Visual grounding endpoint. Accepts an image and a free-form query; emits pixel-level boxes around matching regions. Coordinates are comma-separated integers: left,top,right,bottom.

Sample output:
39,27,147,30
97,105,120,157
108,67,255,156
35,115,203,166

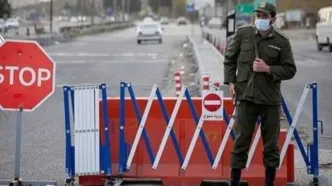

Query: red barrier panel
78,97,294,186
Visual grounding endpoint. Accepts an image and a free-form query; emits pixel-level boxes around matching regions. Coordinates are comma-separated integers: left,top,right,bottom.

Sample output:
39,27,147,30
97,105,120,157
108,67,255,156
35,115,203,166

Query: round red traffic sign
203,93,222,112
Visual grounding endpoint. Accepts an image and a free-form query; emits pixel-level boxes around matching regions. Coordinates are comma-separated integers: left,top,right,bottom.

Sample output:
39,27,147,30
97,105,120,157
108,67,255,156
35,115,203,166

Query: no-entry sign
0,40,55,111
202,91,223,121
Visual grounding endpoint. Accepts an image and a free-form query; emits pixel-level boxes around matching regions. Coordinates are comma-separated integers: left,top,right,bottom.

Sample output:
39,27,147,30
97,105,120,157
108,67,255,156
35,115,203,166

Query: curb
187,35,229,96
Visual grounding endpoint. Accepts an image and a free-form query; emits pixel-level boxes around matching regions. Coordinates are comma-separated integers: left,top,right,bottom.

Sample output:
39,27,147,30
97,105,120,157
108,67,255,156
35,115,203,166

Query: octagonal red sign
0,40,55,111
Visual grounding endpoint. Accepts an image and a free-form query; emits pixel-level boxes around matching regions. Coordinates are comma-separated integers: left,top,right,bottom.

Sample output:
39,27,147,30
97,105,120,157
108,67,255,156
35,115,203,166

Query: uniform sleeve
223,30,242,84
269,40,297,81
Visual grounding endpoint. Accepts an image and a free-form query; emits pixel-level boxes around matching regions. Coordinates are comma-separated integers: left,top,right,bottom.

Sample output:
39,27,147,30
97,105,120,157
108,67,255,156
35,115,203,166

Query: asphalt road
282,39,332,150
0,24,192,183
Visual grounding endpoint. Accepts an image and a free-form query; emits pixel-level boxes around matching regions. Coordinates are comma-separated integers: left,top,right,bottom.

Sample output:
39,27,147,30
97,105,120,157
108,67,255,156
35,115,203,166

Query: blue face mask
255,19,271,32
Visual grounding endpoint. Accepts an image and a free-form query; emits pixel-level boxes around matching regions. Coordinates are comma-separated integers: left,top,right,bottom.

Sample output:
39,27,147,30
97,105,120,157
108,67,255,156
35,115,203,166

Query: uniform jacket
223,25,297,105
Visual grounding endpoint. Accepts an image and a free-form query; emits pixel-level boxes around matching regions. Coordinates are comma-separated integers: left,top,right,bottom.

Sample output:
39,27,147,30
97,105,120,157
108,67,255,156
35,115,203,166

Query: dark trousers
231,100,281,169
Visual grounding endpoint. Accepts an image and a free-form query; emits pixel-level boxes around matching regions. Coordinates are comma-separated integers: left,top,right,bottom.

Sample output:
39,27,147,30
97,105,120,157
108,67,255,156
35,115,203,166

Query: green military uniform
223,4,297,170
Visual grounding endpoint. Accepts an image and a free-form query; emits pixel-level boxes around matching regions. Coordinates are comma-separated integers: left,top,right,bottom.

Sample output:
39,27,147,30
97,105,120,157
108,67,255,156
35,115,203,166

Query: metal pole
127,0,131,18
113,0,117,21
122,0,125,21
91,0,95,25
228,0,232,11
50,0,53,33
14,108,23,180
0,34,5,43
191,14,194,36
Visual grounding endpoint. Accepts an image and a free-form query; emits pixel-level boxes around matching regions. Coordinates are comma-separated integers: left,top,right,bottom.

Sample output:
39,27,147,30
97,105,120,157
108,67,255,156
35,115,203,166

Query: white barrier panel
73,85,100,176
126,85,158,169
152,86,187,169
212,107,237,169
278,84,311,169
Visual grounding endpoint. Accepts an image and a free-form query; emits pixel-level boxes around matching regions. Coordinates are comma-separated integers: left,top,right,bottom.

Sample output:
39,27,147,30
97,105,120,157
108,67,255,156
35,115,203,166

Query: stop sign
0,40,55,111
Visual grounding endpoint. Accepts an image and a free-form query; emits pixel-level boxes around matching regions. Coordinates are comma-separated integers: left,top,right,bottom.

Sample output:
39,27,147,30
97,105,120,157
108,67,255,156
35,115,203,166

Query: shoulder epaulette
275,29,289,40
237,24,255,30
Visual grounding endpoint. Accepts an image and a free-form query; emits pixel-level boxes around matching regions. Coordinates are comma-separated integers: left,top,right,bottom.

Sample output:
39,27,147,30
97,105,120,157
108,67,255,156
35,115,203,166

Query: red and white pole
212,81,220,91
202,74,210,91
174,72,182,96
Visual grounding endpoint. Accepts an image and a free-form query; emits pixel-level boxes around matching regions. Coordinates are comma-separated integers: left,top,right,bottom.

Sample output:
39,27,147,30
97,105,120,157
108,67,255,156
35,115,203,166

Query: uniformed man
223,2,297,186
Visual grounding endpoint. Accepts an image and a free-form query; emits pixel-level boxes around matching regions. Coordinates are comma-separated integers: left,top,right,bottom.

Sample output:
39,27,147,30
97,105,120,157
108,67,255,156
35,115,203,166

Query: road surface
0,24,194,184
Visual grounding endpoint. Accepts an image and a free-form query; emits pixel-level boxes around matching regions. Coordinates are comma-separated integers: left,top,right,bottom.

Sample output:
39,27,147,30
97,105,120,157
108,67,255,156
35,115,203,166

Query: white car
160,17,169,25
136,22,163,44
177,17,188,25
5,18,19,29
143,17,154,22
316,6,332,52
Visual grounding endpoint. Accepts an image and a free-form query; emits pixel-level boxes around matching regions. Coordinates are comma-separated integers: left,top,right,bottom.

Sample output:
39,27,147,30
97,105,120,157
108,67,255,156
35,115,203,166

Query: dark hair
271,12,276,18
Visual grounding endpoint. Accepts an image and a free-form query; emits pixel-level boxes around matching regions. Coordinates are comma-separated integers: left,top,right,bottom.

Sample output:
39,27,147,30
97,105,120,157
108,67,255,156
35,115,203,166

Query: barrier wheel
65,178,75,186
309,177,319,186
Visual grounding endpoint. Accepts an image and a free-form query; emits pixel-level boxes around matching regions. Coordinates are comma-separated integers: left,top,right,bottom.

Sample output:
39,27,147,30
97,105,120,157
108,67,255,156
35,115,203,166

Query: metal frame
62,84,111,184
119,82,184,173
58,81,322,185
279,82,323,184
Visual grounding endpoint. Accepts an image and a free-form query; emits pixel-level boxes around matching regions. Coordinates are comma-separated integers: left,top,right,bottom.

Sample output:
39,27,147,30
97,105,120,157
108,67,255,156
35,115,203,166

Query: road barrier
62,82,322,186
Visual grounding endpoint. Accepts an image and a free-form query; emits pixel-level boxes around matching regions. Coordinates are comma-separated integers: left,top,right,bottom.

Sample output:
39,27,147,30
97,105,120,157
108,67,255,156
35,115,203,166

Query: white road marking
204,100,221,105
49,52,158,58
55,59,169,64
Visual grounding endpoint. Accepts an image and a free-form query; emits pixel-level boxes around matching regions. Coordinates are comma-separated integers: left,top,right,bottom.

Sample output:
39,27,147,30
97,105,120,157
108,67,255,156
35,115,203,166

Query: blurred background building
1,0,332,29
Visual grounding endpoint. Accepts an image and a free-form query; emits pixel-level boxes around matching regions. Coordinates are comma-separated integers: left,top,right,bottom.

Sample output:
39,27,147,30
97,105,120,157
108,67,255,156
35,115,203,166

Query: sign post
226,9,236,39
0,39,56,186
202,91,224,121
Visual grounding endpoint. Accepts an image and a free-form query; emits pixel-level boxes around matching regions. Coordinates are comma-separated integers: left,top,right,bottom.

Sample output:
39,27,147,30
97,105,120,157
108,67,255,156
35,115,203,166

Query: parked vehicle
316,6,332,52
176,17,188,25
5,18,19,29
207,17,222,29
160,17,169,25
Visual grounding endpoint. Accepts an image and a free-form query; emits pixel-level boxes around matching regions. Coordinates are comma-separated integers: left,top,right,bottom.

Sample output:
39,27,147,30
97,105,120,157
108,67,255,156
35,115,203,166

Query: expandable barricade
62,82,322,186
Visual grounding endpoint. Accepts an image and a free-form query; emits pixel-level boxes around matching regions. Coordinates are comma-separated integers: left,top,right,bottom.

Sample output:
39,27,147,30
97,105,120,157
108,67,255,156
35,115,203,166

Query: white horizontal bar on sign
204,100,221,105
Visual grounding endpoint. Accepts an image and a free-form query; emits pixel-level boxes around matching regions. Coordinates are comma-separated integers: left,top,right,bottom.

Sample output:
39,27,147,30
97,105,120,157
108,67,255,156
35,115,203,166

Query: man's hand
253,58,271,73
228,83,236,97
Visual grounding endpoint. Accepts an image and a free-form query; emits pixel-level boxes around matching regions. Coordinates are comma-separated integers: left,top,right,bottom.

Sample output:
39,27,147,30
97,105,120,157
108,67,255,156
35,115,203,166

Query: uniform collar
255,26,275,38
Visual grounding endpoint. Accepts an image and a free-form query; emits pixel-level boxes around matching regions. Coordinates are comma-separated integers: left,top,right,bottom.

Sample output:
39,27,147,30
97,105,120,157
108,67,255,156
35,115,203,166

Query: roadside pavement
189,36,230,97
